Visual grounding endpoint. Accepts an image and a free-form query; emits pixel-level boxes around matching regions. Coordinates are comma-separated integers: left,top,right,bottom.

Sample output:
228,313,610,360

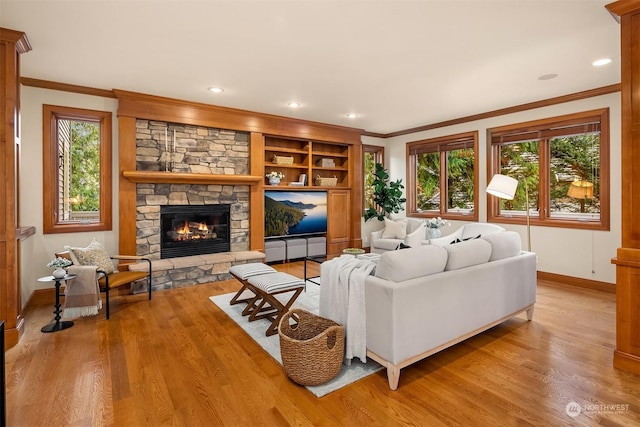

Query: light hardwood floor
5,261,640,426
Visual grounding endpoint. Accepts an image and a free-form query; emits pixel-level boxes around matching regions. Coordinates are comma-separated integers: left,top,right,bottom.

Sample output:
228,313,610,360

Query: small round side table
38,274,76,333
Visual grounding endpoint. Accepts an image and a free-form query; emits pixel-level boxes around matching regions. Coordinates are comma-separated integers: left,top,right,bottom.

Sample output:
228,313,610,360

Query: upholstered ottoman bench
264,240,286,263
285,238,307,261
229,263,306,336
245,272,306,336
306,236,327,257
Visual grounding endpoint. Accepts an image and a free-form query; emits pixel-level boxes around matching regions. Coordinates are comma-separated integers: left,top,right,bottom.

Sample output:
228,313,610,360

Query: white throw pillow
381,218,407,239
375,245,447,282
482,231,522,261
444,239,492,271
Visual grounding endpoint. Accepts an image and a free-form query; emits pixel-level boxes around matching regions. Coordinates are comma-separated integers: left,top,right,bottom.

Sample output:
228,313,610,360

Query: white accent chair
370,218,424,254
426,223,506,246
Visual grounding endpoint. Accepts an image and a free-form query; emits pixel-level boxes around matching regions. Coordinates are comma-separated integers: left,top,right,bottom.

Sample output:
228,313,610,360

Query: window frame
487,108,610,231
42,104,113,234
362,144,385,213
406,131,479,221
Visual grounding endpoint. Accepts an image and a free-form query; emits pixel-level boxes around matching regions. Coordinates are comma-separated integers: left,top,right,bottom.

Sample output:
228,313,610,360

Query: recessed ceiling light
287,102,301,108
538,73,559,81
345,113,358,119
592,58,612,67
208,87,224,93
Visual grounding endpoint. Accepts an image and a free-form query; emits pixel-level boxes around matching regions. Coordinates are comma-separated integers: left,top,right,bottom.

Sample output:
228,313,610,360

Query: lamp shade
486,174,518,200
567,180,593,199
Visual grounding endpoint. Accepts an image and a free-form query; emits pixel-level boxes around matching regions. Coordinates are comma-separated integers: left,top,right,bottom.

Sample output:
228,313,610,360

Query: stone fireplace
134,120,251,261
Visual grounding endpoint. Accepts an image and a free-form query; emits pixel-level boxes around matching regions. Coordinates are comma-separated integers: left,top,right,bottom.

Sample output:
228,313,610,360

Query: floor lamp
486,174,531,252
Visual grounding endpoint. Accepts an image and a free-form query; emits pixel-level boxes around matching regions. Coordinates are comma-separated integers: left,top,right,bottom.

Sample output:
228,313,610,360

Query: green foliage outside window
364,151,376,210
416,149,474,212
68,120,101,212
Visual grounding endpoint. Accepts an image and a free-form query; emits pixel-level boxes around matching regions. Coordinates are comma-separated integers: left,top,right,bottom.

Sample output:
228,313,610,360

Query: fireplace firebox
160,205,231,259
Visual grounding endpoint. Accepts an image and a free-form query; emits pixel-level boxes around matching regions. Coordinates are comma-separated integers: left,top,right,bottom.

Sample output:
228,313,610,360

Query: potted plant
364,163,407,221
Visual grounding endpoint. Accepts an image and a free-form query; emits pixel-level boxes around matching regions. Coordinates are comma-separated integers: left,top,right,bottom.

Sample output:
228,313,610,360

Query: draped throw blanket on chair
63,265,102,317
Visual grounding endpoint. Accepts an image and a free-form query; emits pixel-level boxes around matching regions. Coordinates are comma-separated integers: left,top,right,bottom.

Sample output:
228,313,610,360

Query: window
363,145,384,212
407,131,478,220
43,105,112,233
488,109,609,230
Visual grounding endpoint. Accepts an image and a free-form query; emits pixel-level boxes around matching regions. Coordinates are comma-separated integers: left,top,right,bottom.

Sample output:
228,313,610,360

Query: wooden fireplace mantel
122,171,262,185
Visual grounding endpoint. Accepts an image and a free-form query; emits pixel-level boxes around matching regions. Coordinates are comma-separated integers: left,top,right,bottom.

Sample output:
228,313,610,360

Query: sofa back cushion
482,231,522,261
460,223,505,239
375,244,447,282
444,238,492,271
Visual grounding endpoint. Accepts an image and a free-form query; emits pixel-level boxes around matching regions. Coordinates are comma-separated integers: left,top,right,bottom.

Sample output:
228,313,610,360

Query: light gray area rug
209,281,383,397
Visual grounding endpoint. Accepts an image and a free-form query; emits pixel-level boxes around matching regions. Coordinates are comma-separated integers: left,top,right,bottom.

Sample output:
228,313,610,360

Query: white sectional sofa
364,230,537,390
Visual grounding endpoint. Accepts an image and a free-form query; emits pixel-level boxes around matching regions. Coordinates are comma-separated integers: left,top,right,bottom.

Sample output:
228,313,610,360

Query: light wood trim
1,27,31,349
118,116,138,257
487,108,610,231
20,77,116,98
536,271,615,293
406,131,479,222
250,132,266,251
371,84,621,138
42,105,113,234
606,0,640,376
122,171,262,185
114,89,362,144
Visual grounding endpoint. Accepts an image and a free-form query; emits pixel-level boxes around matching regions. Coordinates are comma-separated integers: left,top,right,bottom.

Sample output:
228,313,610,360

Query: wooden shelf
123,171,262,185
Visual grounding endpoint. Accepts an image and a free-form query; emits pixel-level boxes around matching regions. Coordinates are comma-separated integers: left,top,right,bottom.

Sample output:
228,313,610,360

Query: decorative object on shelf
315,175,337,187
364,163,407,221
266,171,285,185
272,155,294,165
47,257,72,278
317,158,335,167
425,217,450,240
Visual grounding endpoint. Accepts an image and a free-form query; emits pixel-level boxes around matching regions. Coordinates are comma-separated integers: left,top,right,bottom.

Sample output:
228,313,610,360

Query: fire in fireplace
160,205,231,259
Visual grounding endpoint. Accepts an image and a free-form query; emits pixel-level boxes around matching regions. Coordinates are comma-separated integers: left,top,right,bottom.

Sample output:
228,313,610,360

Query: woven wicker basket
278,309,345,386
272,155,294,165
315,175,338,187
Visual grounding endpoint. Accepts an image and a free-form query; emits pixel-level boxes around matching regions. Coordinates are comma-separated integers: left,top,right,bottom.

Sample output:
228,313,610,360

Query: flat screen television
264,190,327,238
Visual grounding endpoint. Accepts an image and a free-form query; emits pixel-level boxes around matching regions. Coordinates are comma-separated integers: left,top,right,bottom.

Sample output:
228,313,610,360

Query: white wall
19,86,119,307
362,93,621,284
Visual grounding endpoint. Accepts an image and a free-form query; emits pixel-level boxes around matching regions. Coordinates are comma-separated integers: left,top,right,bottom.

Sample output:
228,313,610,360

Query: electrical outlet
363,236,369,244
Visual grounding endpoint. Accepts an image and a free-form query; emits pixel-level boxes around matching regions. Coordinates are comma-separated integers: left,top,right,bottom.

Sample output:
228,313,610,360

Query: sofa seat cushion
482,231,522,261
444,238,492,271
375,245,447,282
374,238,405,251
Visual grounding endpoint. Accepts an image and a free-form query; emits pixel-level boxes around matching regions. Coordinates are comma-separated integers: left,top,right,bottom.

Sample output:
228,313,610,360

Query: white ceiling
0,0,621,135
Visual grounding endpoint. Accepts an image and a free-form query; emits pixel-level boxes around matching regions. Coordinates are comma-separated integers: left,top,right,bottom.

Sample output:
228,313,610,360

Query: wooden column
607,1,640,375
0,28,31,349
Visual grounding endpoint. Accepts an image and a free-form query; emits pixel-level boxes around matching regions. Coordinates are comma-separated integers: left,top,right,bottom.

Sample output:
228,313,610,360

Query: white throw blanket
63,265,103,318
319,255,376,363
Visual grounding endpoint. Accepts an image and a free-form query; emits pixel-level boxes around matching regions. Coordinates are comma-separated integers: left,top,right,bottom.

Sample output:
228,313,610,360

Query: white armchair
427,223,505,247
370,218,425,254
